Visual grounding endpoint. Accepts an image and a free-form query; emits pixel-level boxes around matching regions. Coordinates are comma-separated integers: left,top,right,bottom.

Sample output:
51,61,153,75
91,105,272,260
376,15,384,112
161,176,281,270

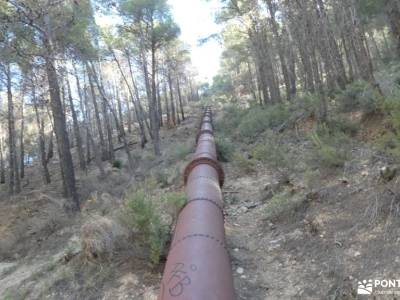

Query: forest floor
1,102,400,299
0,106,198,300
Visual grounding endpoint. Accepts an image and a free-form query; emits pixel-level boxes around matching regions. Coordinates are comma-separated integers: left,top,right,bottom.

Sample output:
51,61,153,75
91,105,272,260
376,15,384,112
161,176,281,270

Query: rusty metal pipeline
158,107,235,300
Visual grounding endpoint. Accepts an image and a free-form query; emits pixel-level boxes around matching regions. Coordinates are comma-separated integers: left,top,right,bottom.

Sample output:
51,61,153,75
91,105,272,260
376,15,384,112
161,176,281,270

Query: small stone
361,171,369,177
236,267,244,274
354,251,361,257
380,166,397,182
234,248,239,252
238,206,248,213
240,275,247,279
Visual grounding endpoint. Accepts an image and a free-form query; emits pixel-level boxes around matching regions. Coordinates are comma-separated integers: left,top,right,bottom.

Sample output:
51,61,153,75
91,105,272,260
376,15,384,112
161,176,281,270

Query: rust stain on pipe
159,107,235,300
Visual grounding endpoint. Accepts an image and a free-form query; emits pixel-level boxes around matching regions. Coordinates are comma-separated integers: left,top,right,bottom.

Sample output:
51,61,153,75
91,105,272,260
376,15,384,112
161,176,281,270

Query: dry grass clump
80,216,125,262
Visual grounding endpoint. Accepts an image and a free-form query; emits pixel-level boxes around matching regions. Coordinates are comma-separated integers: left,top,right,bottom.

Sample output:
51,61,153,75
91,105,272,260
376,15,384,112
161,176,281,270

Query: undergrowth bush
81,216,124,262
326,117,359,137
237,105,289,142
309,125,351,168
233,152,256,173
122,187,168,267
336,80,382,113
215,105,246,136
163,192,186,211
294,92,322,116
378,92,400,160
170,143,192,161
265,190,306,221
112,160,123,169
215,137,234,162
251,131,291,173
152,170,169,188
120,178,187,267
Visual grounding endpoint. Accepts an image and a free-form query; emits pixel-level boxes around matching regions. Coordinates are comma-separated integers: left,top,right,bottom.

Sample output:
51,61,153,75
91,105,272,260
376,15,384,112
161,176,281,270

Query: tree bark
176,78,185,121
125,49,149,147
6,64,20,194
66,75,86,171
150,40,161,155
19,96,25,179
43,36,79,211
0,137,5,184
167,70,177,125
385,0,400,57
32,86,51,184
86,64,107,161
88,63,135,170
265,0,291,100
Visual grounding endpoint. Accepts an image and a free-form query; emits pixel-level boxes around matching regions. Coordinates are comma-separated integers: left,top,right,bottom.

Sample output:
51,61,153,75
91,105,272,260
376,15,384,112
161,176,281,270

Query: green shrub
112,160,122,169
163,192,186,210
171,143,192,161
309,125,351,168
377,92,400,160
304,168,322,192
294,92,322,116
123,190,168,267
237,105,289,142
215,137,234,162
383,92,400,131
233,152,256,173
265,190,306,221
152,170,169,188
215,105,245,136
326,117,359,137
337,80,382,113
251,131,290,172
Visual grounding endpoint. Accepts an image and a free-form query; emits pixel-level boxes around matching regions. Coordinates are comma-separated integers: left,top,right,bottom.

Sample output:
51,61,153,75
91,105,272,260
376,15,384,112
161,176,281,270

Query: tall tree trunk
124,92,133,134
315,0,347,89
73,62,90,164
246,60,258,103
6,64,20,194
385,0,400,57
125,49,149,145
81,70,92,164
341,32,355,82
88,63,135,170
176,78,185,121
167,71,177,125
43,36,79,211
116,86,124,142
19,97,24,179
66,75,86,171
150,42,161,155
87,64,107,160
114,48,148,147
0,137,5,184
102,92,115,162
32,86,51,184
163,82,171,125
265,0,291,100
157,74,163,127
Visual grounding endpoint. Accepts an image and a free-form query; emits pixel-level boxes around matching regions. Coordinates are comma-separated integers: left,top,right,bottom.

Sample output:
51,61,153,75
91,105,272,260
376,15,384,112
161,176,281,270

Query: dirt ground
1,106,400,299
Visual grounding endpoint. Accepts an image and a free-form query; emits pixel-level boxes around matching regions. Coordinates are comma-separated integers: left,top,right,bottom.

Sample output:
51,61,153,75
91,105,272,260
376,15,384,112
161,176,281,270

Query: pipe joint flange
184,157,225,187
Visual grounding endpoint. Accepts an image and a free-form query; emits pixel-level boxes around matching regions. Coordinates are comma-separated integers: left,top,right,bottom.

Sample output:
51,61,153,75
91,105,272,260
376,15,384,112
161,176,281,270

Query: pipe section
158,107,235,300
